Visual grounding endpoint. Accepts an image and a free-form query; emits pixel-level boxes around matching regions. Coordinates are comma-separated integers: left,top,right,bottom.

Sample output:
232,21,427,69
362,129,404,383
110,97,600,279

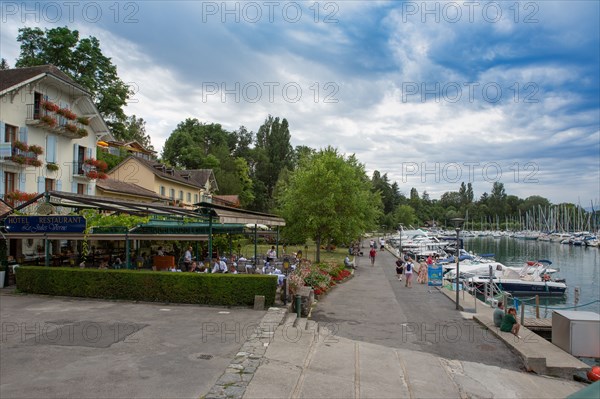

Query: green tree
111,115,154,150
252,115,293,211
393,205,417,227
15,27,132,135
0,58,9,70
278,147,382,262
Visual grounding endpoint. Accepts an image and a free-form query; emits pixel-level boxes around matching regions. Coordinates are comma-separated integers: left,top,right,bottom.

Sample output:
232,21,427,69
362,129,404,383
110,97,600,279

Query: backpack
406,263,412,272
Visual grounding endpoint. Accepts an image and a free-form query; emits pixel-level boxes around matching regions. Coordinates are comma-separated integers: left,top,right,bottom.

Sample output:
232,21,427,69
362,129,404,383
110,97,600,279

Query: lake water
463,237,600,317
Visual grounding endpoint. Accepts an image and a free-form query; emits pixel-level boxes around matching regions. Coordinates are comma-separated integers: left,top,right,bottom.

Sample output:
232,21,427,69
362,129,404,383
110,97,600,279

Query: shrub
15,267,278,307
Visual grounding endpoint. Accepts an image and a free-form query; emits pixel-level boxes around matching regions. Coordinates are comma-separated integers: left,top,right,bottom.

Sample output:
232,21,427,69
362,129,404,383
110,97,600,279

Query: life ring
587,365,600,382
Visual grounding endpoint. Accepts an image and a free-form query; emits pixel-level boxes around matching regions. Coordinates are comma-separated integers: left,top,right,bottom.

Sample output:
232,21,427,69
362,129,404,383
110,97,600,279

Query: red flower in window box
28,145,44,155
40,115,57,127
5,190,38,202
64,123,78,133
41,100,60,113
57,108,77,120
86,170,99,180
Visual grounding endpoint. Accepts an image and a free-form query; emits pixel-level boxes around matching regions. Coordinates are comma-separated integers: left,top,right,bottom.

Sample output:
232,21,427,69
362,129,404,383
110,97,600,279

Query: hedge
15,267,277,307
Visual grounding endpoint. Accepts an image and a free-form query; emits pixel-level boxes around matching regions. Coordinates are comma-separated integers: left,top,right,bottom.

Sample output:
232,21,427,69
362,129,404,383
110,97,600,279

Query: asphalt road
0,294,265,398
310,246,524,371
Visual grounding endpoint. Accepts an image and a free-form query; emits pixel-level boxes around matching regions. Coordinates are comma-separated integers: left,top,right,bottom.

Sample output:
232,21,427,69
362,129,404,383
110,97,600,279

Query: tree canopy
15,26,132,138
277,147,382,262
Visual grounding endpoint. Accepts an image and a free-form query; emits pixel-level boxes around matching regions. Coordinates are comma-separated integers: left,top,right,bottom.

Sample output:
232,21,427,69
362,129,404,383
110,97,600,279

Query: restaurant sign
5,216,86,234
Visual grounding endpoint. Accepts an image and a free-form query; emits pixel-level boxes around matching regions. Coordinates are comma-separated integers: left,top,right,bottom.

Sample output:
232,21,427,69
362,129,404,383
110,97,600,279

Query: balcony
26,103,89,140
0,142,42,168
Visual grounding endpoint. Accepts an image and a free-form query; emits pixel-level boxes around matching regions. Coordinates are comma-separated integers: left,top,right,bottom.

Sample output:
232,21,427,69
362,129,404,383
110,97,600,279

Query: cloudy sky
1,1,598,205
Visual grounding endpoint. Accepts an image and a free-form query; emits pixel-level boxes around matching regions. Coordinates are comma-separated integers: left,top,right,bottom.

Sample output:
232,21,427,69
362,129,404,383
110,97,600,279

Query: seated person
189,261,198,272
500,307,521,337
344,255,355,269
98,260,109,270
493,302,505,328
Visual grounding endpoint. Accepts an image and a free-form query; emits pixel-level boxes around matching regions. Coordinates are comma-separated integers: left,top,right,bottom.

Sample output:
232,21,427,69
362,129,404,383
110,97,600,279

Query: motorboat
464,262,566,297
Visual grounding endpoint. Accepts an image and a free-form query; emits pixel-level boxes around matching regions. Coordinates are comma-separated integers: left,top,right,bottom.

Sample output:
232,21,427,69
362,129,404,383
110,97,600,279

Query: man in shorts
395,258,404,281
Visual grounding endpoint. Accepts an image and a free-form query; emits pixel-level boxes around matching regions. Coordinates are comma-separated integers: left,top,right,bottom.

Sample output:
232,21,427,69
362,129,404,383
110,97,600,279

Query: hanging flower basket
77,128,88,137
10,155,26,164
28,145,44,155
46,162,60,172
64,123,78,133
40,115,58,127
86,170,99,180
27,159,42,167
13,140,28,151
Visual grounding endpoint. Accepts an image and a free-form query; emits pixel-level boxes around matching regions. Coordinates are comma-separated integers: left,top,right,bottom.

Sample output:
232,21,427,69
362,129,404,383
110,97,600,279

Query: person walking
369,247,377,266
417,261,428,284
395,257,404,281
404,258,414,287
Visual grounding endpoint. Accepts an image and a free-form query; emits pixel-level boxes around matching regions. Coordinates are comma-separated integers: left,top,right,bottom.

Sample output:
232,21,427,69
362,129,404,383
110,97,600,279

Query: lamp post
450,218,465,310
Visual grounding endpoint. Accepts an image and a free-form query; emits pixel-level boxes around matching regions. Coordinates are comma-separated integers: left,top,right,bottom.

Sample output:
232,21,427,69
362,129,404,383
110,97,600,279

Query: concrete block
254,295,265,310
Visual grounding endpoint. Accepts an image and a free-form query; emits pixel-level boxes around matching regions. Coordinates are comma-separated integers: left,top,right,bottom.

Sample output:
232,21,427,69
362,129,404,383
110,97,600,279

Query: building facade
0,65,111,205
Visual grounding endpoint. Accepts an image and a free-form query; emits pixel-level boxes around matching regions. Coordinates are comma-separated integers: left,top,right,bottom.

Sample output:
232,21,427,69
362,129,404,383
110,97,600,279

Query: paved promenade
242,247,587,398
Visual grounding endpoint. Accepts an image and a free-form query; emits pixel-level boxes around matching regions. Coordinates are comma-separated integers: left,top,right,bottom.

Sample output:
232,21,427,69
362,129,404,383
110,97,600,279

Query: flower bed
288,260,353,297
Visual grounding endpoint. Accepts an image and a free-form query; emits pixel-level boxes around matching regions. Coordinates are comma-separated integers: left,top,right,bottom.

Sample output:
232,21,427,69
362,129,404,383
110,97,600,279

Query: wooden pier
524,318,552,331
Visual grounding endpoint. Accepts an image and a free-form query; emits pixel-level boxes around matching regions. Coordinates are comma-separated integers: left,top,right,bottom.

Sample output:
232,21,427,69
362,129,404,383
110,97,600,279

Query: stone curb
204,307,288,399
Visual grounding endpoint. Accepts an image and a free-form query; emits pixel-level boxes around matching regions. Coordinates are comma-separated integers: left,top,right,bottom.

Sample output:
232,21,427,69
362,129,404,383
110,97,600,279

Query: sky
1,1,599,205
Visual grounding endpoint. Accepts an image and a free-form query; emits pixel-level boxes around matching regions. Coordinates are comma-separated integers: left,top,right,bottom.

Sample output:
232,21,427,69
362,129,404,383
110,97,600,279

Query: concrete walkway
242,245,587,398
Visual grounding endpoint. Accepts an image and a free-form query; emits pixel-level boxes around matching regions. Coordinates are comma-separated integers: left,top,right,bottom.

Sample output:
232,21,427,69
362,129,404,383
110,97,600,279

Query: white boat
464,262,566,297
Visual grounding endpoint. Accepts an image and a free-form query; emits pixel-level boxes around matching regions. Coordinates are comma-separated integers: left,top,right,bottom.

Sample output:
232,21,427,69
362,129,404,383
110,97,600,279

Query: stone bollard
253,295,265,310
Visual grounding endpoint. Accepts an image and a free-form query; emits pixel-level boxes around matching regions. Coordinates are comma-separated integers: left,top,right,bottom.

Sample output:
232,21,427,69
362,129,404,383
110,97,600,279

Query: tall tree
0,58,9,70
161,118,254,204
278,147,382,262
15,27,132,136
252,115,293,211
111,115,154,150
